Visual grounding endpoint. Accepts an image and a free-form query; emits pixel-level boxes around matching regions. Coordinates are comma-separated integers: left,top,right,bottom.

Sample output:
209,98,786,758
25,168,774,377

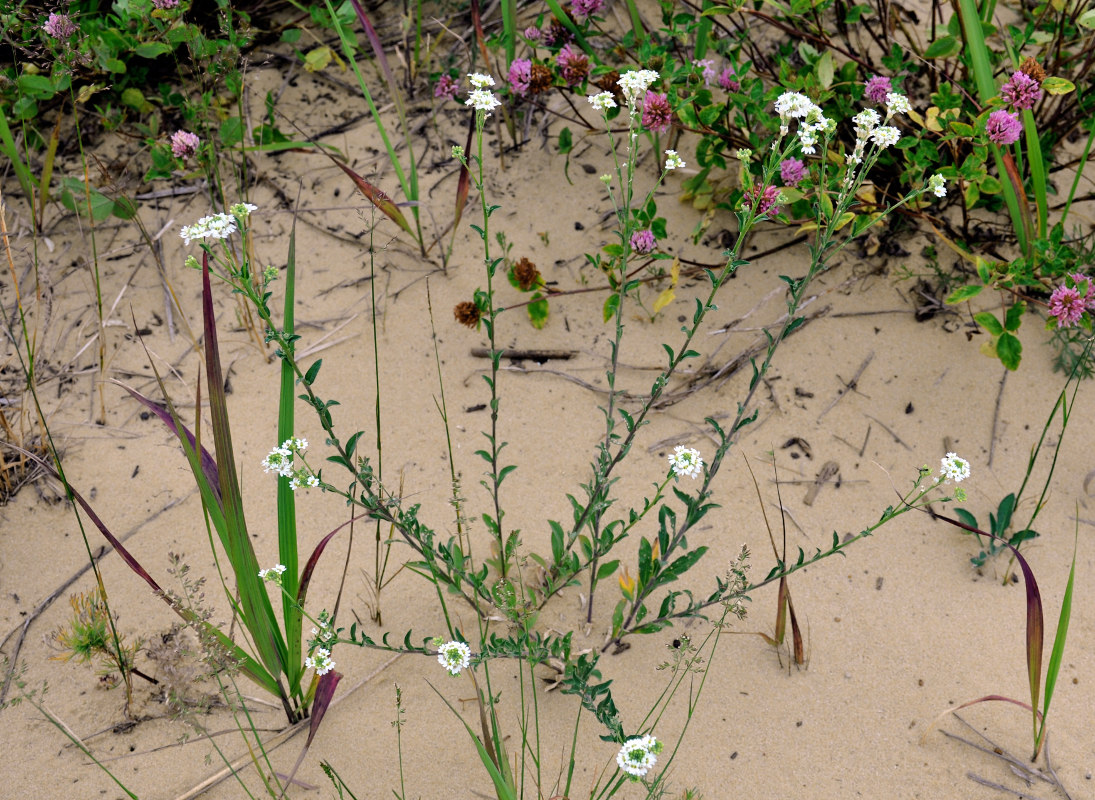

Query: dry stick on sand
0,492,193,703
988,366,1008,468
173,653,403,800
816,351,874,421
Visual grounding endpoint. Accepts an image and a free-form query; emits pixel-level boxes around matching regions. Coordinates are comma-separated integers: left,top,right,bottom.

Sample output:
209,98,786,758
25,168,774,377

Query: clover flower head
180,213,239,247
870,125,901,148
170,130,200,160
884,92,911,117
437,640,472,675
434,74,459,100
780,157,808,187
1001,70,1042,110
718,66,740,92
642,91,673,134
523,25,542,40
939,453,971,484
664,150,685,170
928,174,947,198
588,91,617,111
468,72,495,89
630,229,656,255
864,74,892,104
508,59,532,96
668,445,703,479
986,110,1022,145
747,184,782,217
693,58,717,86
1049,284,1086,328
259,563,287,584
262,446,294,476
616,735,662,779
305,647,335,676
44,11,78,40
571,0,605,19
152,0,180,8
556,43,590,86
618,69,659,105
466,88,501,115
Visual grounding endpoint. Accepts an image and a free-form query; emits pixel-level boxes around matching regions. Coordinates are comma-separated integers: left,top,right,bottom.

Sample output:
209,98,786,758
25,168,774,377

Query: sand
2,45,1094,800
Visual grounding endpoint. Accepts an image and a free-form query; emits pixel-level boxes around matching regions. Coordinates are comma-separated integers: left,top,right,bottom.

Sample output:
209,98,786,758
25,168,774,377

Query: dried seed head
454,301,481,329
513,257,541,291
1019,57,1045,84
529,63,554,95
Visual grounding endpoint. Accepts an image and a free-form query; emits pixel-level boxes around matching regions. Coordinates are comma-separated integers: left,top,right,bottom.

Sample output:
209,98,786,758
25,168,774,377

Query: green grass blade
429,682,518,800
694,0,714,59
279,205,302,694
955,0,1029,255
543,0,593,52
0,109,37,206
501,0,517,64
1021,109,1047,239
202,256,289,681
1037,525,1077,754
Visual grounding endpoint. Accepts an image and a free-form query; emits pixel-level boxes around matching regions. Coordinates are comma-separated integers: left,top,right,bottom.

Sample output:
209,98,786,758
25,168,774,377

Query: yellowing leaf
907,108,925,127
652,258,680,315
855,183,876,205
1041,76,1075,95
833,211,856,231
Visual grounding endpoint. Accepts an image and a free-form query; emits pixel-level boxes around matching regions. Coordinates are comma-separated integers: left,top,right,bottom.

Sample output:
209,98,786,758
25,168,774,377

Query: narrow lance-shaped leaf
335,161,415,237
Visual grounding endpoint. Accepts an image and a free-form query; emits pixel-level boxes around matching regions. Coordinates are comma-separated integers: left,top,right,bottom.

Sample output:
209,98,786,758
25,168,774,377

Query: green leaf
1040,77,1074,95
945,285,983,304
925,35,960,58
816,51,834,89
974,312,1004,335
134,41,172,58
1004,300,1025,332
997,331,1022,370
304,358,323,385
603,293,620,323
596,560,620,581
528,295,548,329
557,126,572,154
948,121,975,138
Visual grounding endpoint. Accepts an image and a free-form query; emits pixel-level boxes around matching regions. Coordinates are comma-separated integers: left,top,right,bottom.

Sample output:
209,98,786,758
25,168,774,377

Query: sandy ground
2,50,1095,800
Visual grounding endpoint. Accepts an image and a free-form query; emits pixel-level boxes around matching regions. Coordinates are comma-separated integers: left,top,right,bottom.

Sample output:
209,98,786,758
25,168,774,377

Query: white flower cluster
928,173,947,198
774,91,832,155
466,73,500,115
305,647,335,676
940,452,970,483
885,92,911,118
261,437,319,491
180,213,238,247
617,69,659,106
587,91,617,111
309,609,338,651
258,563,287,584
664,149,686,170
668,445,703,479
616,734,662,778
437,640,472,676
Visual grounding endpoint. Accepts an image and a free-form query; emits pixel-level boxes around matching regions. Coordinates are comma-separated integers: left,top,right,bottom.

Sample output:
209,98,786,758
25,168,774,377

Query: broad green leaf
925,35,960,58
1040,77,1074,95
997,331,1022,370
945,285,983,304
974,312,1004,335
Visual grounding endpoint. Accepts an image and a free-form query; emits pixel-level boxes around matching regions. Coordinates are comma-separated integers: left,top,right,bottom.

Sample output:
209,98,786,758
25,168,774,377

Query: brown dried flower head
1019,57,1045,84
454,301,481,329
529,63,554,95
513,257,541,291
596,70,621,97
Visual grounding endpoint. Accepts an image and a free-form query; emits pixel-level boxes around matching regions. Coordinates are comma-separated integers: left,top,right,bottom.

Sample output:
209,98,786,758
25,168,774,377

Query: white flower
468,72,495,89
940,452,970,483
437,640,472,675
668,445,703,479
617,69,659,104
588,91,617,111
775,91,813,119
305,647,335,676
885,92,911,116
180,213,239,247
664,150,685,170
616,735,662,779
261,446,293,477
306,474,320,488
870,125,901,148
259,563,287,584
466,88,501,114
282,437,308,454
928,173,947,198
230,202,258,218
852,109,880,137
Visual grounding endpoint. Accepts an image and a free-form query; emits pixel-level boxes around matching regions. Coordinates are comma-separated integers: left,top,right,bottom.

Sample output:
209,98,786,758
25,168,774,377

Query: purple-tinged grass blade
335,161,415,238
936,512,1044,739
120,384,221,508
277,671,342,800
297,513,369,610
469,0,492,65
454,113,475,229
